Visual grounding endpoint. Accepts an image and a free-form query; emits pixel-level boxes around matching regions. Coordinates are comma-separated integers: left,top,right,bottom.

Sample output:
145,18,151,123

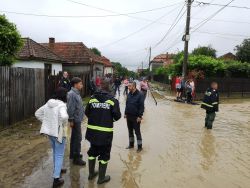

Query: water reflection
69,163,81,188
121,151,142,188
200,130,216,171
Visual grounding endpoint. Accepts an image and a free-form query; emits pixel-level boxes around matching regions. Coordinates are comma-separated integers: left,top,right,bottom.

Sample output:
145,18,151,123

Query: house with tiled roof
42,38,104,78
41,38,91,75
150,53,174,71
101,56,113,75
88,49,105,78
14,38,65,75
219,52,237,61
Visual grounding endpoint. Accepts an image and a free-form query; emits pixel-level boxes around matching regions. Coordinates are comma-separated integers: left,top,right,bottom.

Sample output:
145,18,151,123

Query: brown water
1,91,250,188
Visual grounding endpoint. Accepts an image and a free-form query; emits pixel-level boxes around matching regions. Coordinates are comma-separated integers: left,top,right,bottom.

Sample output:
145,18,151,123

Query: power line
65,0,183,23
196,31,250,38
195,1,250,10
192,0,215,16
163,32,184,52
192,17,250,25
0,2,183,19
67,0,183,14
191,0,235,33
100,4,183,48
153,4,186,48
0,1,183,19
194,32,247,41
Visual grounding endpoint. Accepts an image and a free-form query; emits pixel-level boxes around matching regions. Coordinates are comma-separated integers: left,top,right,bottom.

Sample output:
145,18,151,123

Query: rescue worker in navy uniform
85,79,121,184
59,71,71,91
125,81,145,152
201,82,219,129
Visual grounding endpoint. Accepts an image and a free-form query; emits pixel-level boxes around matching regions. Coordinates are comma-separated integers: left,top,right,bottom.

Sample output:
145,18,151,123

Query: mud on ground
0,119,49,187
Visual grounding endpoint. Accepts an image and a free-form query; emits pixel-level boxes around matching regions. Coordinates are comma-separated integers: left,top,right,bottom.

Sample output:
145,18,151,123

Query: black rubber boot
53,178,64,187
97,163,110,184
137,144,143,153
126,142,134,149
88,159,98,180
73,154,86,166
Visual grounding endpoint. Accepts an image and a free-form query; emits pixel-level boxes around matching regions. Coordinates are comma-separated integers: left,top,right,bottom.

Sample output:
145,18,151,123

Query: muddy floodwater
0,92,250,188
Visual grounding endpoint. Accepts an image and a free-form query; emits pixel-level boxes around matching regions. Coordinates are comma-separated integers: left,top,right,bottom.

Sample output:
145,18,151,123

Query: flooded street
1,91,250,188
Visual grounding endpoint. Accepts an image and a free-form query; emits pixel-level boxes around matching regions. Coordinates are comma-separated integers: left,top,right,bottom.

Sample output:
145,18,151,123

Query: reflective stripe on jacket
201,88,219,113
85,91,121,145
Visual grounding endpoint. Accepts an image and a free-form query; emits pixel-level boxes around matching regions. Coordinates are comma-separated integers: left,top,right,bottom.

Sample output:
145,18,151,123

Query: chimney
49,37,55,48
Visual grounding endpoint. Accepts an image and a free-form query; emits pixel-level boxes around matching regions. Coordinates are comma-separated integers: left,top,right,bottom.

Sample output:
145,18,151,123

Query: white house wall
104,67,113,75
93,64,104,78
13,60,44,69
51,63,62,75
13,60,62,75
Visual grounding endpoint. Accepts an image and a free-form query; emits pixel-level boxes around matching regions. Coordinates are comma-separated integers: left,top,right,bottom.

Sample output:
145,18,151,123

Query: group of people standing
34,70,219,187
175,76,219,129
35,71,147,187
175,76,195,103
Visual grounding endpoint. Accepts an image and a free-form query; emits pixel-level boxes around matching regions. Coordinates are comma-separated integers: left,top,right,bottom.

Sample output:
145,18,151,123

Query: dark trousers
205,112,216,129
124,86,128,95
186,92,192,103
88,144,112,162
141,90,147,101
70,122,82,158
126,115,142,146
114,85,120,96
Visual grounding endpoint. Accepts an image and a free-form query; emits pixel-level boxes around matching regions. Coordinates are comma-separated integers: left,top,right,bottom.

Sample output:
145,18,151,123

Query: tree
192,45,216,58
235,38,250,63
90,47,102,56
112,62,137,78
0,15,23,66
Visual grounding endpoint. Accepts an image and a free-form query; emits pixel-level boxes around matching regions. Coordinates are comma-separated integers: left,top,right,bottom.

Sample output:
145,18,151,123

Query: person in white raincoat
35,87,68,188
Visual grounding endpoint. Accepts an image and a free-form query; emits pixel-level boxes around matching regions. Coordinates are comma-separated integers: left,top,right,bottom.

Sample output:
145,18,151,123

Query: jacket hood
47,99,64,108
93,91,113,103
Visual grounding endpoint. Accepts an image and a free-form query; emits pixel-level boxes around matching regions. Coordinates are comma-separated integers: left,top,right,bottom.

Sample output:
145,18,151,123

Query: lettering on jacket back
91,103,111,110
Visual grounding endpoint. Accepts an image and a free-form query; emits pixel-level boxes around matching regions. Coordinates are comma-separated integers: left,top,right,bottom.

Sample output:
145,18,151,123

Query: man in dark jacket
67,77,86,166
201,82,219,129
58,71,71,91
85,79,121,185
114,76,121,96
88,77,96,95
125,81,145,152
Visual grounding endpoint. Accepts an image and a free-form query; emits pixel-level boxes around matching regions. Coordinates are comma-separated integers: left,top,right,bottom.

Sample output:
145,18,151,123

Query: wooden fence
0,67,91,130
0,67,45,129
153,74,250,97
195,78,250,97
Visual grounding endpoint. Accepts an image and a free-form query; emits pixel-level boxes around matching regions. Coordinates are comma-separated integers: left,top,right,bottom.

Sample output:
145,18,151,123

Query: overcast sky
1,0,250,70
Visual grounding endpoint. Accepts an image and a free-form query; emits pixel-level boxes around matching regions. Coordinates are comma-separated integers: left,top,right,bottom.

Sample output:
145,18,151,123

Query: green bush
225,61,250,78
155,53,250,78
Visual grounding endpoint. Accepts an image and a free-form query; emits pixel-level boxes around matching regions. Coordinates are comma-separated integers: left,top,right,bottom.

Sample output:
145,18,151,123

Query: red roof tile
219,52,236,60
17,38,65,62
101,56,113,67
152,53,174,66
41,42,93,64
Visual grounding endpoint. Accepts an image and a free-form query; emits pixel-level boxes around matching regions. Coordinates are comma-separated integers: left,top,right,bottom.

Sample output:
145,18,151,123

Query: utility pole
182,0,192,78
148,46,151,70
